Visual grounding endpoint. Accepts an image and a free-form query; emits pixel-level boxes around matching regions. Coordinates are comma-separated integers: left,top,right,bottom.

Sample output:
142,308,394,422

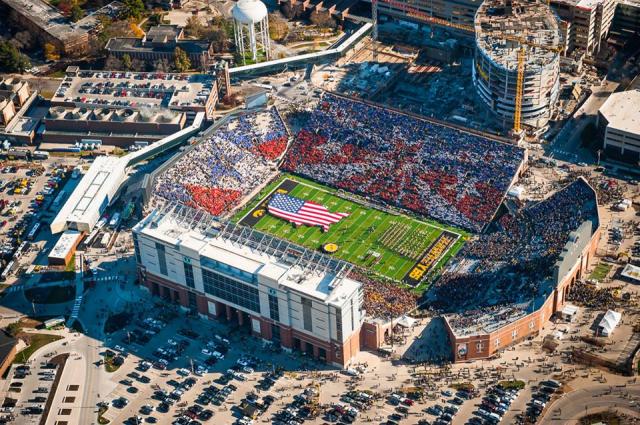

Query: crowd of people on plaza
567,281,620,309
282,93,525,232
350,271,418,320
153,109,288,216
430,178,599,329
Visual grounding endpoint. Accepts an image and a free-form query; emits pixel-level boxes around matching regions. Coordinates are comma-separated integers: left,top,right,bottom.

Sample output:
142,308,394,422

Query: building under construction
473,0,562,131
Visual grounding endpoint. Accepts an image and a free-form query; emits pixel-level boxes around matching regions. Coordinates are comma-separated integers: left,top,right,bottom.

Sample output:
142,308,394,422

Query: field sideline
233,174,467,287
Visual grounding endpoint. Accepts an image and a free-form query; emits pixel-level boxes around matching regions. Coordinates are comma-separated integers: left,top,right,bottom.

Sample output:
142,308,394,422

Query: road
540,383,640,424
546,80,619,163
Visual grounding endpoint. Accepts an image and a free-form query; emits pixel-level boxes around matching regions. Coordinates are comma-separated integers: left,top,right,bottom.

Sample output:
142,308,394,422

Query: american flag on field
267,193,349,232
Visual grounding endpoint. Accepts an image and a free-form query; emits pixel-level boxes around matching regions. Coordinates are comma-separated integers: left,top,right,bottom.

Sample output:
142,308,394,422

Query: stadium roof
134,202,359,304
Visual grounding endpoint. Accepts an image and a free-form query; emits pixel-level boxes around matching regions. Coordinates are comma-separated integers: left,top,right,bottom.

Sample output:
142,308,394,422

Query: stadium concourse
152,108,289,216
437,178,601,362
282,93,526,233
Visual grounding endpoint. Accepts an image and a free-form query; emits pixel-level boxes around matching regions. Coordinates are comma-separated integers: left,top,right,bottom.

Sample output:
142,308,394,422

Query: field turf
234,175,465,285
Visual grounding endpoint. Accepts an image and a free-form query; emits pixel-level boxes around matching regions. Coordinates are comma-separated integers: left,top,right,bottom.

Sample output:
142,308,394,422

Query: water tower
232,0,271,65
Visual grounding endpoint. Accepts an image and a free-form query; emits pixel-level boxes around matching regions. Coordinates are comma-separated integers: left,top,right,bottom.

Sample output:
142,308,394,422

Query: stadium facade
444,177,601,362
133,203,365,368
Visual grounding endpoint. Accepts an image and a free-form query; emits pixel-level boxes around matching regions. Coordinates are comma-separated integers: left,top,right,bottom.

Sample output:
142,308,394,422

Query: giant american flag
267,193,349,232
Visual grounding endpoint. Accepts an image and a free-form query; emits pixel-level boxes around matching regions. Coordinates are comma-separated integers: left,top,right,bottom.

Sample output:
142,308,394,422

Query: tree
122,53,132,70
155,57,170,72
6,322,22,337
281,2,304,19
205,28,229,52
310,11,336,29
174,47,191,72
129,22,145,38
44,42,61,62
120,0,145,21
70,4,85,22
268,13,289,42
185,16,205,38
104,55,123,70
130,57,145,71
11,31,34,51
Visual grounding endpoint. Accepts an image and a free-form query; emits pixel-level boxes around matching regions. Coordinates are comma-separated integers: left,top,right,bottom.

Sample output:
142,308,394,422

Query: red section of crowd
253,136,288,161
186,185,242,216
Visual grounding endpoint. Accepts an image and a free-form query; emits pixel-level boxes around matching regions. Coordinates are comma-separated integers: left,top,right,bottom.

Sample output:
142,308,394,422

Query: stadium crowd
282,93,525,232
567,282,620,309
350,271,418,320
153,109,288,216
431,178,599,329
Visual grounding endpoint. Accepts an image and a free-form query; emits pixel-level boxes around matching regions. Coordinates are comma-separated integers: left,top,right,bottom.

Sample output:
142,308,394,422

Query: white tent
560,304,579,322
396,315,417,328
597,310,622,337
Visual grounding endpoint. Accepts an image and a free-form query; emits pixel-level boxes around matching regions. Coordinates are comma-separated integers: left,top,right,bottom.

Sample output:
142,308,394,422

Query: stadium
140,91,600,365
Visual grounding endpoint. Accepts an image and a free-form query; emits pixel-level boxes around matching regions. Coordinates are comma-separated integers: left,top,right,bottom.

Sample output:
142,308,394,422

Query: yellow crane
371,0,563,135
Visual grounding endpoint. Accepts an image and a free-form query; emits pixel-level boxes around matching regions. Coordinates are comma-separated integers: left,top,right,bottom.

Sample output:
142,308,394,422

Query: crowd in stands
350,271,417,320
153,109,288,216
431,178,599,330
282,93,525,232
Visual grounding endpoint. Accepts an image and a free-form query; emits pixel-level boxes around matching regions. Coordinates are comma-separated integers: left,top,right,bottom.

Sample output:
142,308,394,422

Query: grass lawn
13,334,63,364
590,263,612,281
498,380,526,390
234,174,466,284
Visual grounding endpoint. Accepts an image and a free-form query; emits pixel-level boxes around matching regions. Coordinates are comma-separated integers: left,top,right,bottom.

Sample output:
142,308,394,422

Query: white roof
621,263,640,282
49,231,82,260
50,156,127,234
598,310,621,335
396,315,417,328
232,0,267,24
136,208,360,305
599,90,640,135
561,304,579,316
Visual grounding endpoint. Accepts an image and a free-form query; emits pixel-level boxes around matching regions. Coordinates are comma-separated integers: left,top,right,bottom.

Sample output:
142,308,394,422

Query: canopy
561,304,579,320
597,310,621,336
396,315,417,328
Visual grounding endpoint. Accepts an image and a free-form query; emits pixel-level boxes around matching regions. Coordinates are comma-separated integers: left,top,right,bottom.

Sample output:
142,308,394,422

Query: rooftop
46,105,184,125
475,0,561,69
599,89,640,135
105,37,212,55
49,230,82,259
1,0,121,41
134,202,360,305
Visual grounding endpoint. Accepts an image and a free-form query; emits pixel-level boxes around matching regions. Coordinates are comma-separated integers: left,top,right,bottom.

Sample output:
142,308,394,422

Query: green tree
70,4,85,22
173,47,191,72
120,0,145,20
0,41,31,73
6,322,22,337
122,53,132,70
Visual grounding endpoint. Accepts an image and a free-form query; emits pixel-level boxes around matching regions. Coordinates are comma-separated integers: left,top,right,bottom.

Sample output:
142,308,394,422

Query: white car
202,348,214,356
114,345,125,352
344,368,359,376
241,366,254,374
212,351,224,360
167,339,177,346
177,368,190,376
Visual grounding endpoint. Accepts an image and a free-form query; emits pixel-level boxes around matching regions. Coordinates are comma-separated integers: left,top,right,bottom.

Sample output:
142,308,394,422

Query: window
133,234,141,264
301,297,313,332
512,329,518,340
188,291,197,309
350,299,355,331
335,309,343,342
155,242,167,275
201,258,256,285
268,294,280,322
476,342,485,352
529,321,535,329
494,338,501,348
202,268,260,312
184,262,195,289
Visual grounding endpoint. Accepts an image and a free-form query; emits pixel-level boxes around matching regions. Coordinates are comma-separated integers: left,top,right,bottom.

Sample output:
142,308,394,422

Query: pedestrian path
66,254,85,328
4,284,23,293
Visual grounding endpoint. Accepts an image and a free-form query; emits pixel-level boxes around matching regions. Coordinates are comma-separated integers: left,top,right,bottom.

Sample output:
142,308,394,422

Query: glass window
155,242,167,275
202,268,260,313
301,298,313,332
335,309,343,342
184,262,195,289
133,234,141,264
268,294,280,322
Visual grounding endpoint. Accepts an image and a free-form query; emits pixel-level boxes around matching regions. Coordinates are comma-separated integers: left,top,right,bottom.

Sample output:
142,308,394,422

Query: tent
597,310,622,337
560,304,579,322
396,315,417,328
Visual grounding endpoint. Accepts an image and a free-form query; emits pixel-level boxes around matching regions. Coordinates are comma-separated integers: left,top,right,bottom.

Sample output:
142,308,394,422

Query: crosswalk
69,295,83,321
4,284,23,293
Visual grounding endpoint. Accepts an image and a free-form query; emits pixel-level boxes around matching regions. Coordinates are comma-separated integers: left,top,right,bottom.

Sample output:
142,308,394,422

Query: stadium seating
433,178,599,330
153,108,288,216
282,93,525,232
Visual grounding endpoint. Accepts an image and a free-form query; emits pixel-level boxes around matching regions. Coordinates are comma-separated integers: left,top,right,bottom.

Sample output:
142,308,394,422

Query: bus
27,222,40,241
0,260,15,281
109,213,121,228
52,190,66,209
32,151,49,160
44,317,65,329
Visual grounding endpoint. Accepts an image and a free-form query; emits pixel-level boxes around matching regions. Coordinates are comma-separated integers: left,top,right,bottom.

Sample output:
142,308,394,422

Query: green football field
234,175,465,286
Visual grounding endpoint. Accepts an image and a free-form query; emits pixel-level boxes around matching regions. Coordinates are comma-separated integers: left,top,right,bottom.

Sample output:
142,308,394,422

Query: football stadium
149,92,524,291
143,91,604,365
